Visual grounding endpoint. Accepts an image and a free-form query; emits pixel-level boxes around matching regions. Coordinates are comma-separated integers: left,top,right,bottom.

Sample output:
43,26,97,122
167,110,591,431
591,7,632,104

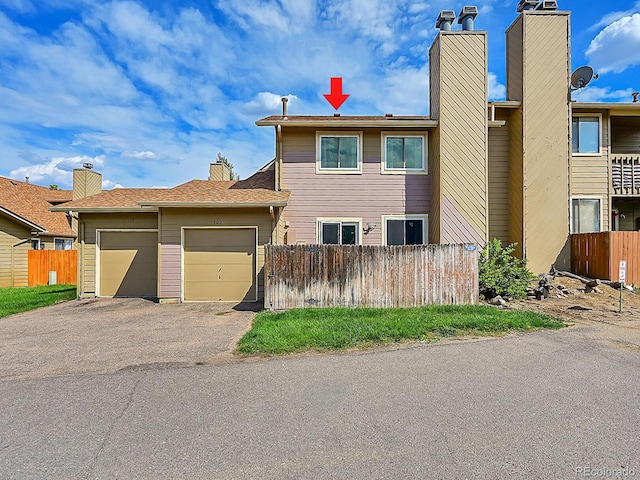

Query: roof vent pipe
458,6,478,31
536,0,558,10
633,92,639,103
516,0,541,12
281,97,288,116
435,10,456,31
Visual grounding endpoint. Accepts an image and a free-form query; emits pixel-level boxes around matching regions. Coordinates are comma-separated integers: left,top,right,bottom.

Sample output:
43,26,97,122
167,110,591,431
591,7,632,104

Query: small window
316,132,362,173
55,238,73,250
319,221,359,245
383,134,427,172
571,198,601,233
383,216,427,245
572,116,600,154
31,239,40,250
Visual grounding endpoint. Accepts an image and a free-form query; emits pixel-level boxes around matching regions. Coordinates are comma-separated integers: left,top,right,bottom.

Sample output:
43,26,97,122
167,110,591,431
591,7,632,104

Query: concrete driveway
0,298,258,381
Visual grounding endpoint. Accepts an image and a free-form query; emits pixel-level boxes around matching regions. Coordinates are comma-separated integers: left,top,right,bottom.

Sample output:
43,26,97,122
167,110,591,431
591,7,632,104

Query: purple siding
281,130,431,245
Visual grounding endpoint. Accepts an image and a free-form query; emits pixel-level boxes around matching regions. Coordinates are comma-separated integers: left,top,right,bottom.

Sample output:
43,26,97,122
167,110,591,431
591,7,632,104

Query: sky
1,0,639,189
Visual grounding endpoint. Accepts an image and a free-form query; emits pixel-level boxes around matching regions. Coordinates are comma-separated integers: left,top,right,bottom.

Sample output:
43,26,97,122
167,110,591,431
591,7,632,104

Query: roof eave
0,206,46,232
137,201,289,208
50,207,159,213
256,119,439,128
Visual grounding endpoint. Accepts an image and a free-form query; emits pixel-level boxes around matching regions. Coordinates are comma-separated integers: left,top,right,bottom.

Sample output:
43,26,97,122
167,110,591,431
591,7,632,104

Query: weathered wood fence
264,244,479,310
571,232,640,284
28,250,77,286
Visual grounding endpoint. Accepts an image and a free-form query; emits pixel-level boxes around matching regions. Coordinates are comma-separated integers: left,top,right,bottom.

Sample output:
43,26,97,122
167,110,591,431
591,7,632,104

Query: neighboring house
0,177,75,287
256,4,640,275
51,163,288,302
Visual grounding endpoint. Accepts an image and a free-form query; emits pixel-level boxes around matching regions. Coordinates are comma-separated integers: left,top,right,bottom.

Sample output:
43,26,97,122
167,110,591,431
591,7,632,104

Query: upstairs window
31,239,40,250
318,219,360,245
383,134,427,173
572,116,600,154
316,132,362,173
383,215,428,245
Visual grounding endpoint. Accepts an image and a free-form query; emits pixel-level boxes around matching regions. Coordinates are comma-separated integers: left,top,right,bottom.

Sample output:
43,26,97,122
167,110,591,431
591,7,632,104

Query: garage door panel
100,231,157,297
183,228,256,302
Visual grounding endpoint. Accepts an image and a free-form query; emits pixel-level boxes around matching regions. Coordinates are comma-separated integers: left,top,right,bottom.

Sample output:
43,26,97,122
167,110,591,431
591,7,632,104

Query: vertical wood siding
0,215,30,287
488,115,510,244
432,32,488,245
79,213,158,296
281,127,431,245
159,208,274,300
28,250,78,286
264,244,478,310
572,232,640,284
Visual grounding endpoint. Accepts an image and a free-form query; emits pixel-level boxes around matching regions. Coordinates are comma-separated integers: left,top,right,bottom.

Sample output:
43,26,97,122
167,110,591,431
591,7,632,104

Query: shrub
479,239,533,300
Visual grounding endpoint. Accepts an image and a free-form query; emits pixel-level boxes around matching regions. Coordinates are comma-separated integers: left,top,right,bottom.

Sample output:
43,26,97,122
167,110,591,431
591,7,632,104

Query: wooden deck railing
28,250,77,286
571,232,640,284
611,155,640,195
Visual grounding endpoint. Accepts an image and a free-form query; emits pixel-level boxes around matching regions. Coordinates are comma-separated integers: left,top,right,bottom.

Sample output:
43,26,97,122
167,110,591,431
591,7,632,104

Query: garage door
183,228,256,302
99,231,157,297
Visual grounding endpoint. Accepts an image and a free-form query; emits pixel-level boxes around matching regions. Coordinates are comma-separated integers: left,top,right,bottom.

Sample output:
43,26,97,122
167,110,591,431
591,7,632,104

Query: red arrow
323,77,350,110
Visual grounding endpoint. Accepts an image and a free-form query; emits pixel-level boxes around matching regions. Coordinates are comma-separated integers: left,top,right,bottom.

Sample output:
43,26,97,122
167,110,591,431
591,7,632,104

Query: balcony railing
611,155,640,195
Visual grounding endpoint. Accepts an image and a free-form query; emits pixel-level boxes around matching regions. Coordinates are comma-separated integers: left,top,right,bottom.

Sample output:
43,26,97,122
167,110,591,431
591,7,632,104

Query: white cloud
102,180,125,189
9,155,105,185
243,92,299,115
488,72,506,101
589,1,640,30
571,86,635,103
122,151,157,159
586,14,640,74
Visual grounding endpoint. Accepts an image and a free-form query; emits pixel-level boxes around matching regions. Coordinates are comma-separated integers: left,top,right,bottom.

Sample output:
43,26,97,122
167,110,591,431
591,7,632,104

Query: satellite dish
570,66,594,91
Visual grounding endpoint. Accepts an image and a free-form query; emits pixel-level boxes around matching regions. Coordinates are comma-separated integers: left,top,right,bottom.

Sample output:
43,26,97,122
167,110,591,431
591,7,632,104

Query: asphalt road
1,327,639,479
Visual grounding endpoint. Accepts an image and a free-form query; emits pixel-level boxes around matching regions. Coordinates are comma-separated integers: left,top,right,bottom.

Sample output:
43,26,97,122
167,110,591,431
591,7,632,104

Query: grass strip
0,285,77,319
237,305,565,355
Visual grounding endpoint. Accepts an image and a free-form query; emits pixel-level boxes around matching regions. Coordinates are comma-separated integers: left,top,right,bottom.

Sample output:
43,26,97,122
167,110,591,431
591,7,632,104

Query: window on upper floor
317,219,360,245
31,239,40,250
382,215,428,245
382,133,427,173
572,116,600,154
571,198,601,233
54,238,73,250
316,132,362,173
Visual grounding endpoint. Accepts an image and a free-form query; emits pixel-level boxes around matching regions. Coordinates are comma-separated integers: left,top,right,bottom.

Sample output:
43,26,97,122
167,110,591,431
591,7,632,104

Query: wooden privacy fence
28,250,77,286
571,232,640,284
264,244,479,310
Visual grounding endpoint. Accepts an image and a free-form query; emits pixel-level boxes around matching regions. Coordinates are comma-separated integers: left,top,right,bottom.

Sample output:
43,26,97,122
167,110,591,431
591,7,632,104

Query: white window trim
381,214,429,246
570,196,603,234
316,131,363,174
31,238,41,250
316,218,363,245
54,237,74,250
381,132,428,174
572,113,602,157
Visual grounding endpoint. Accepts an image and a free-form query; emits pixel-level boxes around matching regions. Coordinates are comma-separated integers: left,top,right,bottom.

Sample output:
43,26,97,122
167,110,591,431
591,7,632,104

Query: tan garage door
99,231,157,297
183,228,256,302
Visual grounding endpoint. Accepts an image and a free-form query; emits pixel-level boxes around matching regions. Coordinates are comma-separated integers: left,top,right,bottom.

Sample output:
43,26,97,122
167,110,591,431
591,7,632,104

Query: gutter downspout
276,124,283,191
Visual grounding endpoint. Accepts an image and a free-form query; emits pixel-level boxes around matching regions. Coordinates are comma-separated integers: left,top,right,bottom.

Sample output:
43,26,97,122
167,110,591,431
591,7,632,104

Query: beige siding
430,31,488,245
506,12,571,273
73,169,102,200
429,37,441,243
159,208,274,300
508,106,525,257
488,118,510,244
78,213,158,296
0,215,30,287
280,127,431,245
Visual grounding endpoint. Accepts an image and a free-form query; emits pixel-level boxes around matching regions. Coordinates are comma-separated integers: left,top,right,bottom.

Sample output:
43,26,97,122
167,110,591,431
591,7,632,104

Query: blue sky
1,0,639,189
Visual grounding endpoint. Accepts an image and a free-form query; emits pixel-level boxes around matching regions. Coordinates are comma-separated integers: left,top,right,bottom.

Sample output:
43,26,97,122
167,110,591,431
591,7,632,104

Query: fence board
28,250,77,286
571,232,640,284
264,244,478,310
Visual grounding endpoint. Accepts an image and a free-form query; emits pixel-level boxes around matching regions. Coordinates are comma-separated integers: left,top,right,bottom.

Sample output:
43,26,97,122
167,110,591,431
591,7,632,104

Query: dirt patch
507,277,640,351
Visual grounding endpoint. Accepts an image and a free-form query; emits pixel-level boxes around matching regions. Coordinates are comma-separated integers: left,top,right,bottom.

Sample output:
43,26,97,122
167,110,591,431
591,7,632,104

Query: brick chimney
209,162,231,181
73,168,102,200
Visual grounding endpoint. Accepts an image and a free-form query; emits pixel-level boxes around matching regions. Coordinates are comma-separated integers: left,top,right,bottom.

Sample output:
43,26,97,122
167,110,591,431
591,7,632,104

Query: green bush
479,239,533,300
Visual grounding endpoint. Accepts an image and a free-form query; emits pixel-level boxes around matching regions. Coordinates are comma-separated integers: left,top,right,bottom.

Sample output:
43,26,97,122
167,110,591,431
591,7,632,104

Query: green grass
237,305,565,355
0,285,77,319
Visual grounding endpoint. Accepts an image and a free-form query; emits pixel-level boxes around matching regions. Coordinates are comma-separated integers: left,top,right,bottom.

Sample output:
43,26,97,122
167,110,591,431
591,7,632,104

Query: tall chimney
209,162,231,181
281,97,288,116
435,10,455,31
458,6,478,31
73,168,102,200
